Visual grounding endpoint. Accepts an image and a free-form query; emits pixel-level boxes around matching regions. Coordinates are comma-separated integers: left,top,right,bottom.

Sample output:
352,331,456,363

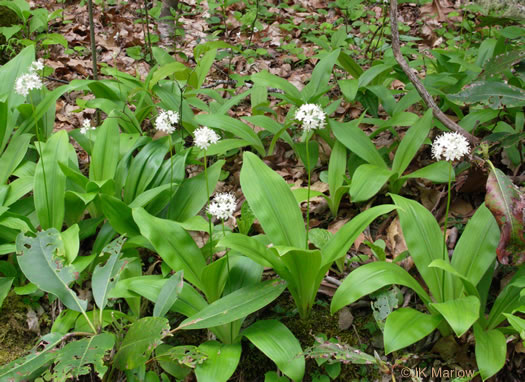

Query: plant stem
29,95,52,231
248,0,259,47
204,153,213,259
441,163,453,301
169,134,174,200
305,136,311,248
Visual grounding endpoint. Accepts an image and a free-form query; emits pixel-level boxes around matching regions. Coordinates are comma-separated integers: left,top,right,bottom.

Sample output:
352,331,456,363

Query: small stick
389,0,479,146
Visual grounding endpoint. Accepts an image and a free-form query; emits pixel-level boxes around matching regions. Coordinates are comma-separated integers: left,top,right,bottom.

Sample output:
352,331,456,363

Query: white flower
155,109,179,134
80,119,96,135
431,132,470,162
194,126,220,150
14,72,43,97
30,59,44,73
295,103,326,132
207,192,237,220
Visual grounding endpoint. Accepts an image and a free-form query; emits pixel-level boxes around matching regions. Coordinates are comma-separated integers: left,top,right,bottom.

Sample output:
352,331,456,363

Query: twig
44,76,69,84
87,0,100,126
389,0,479,146
202,79,237,88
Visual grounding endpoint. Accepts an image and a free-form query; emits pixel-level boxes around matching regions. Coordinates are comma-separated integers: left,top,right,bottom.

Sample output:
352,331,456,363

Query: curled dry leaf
485,164,525,265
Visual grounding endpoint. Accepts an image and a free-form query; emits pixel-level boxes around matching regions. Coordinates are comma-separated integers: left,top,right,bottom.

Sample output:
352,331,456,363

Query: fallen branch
389,0,479,145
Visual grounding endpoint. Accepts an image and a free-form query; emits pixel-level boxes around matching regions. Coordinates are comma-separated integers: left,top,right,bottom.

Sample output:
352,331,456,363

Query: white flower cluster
14,59,44,97
194,126,220,150
80,119,96,135
431,132,470,162
207,192,237,220
155,109,180,134
294,103,326,132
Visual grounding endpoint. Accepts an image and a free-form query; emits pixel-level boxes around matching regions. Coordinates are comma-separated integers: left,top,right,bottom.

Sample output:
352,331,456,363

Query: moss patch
0,293,38,366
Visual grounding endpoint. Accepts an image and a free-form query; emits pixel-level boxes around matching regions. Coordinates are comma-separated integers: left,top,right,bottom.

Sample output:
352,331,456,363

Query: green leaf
391,194,446,302
194,114,265,156
0,277,13,308
114,317,170,370
485,163,525,265
474,324,506,380
195,341,241,382
337,51,363,78
294,140,319,172
384,308,442,354
16,229,88,313
448,81,525,108
219,233,291,278
89,115,120,182
487,266,525,329
338,79,359,102
358,64,393,88
281,248,322,318
0,45,34,105
330,118,387,169
430,296,480,337
302,49,339,100
251,71,301,102
51,333,115,380
169,160,224,221
322,204,396,267
392,109,433,175
0,332,63,382
243,319,305,382
401,161,453,183
133,207,206,291
178,279,286,330
60,224,79,264
0,133,31,185
34,130,69,230
350,164,392,202
328,141,346,197
100,194,140,237
240,152,306,248
123,137,170,204
154,271,184,318
92,236,127,310
331,262,431,315
451,204,499,286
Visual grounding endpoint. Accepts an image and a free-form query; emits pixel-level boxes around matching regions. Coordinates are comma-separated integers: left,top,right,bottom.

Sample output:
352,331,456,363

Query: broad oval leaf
240,152,306,248
133,207,206,291
154,270,184,318
114,316,170,370
195,341,242,382
177,279,286,330
474,324,507,381
350,164,393,202
430,296,480,337
331,261,431,315
243,319,305,382
89,115,120,182
92,236,127,311
384,308,442,354
16,229,88,313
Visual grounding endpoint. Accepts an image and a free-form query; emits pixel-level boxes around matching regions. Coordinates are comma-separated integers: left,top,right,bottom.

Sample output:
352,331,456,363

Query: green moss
0,293,38,366
0,5,18,27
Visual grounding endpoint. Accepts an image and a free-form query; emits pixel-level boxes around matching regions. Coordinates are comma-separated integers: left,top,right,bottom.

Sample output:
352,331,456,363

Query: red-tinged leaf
485,164,525,265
